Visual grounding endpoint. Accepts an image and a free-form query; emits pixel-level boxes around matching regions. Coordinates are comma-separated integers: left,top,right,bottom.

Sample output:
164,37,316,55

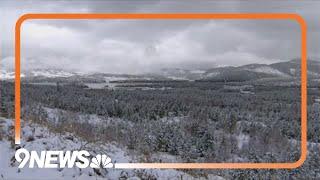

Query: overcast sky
1,0,320,74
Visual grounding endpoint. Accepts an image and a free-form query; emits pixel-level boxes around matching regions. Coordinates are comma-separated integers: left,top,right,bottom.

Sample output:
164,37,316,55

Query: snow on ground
248,66,289,77
31,70,75,78
308,71,320,77
235,133,250,150
0,70,25,80
0,117,223,179
167,76,189,81
0,117,130,179
204,71,220,78
84,83,107,89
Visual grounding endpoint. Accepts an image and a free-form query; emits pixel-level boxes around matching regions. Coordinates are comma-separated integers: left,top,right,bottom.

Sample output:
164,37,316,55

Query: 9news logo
15,148,114,169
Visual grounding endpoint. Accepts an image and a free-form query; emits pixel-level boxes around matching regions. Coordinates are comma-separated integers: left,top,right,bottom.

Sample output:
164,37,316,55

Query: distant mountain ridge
1,59,319,82
154,59,320,82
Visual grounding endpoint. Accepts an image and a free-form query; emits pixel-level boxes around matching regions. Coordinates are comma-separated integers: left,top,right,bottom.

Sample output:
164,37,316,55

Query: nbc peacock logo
90,154,114,168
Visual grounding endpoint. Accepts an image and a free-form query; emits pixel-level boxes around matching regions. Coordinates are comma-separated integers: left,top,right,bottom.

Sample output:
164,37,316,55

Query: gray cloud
1,0,319,74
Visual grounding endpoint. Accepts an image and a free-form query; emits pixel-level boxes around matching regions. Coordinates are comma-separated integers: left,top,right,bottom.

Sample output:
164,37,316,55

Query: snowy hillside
0,70,25,80
0,69,75,80
0,117,224,180
242,64,290,77
156,68,205,80
28,69,76,78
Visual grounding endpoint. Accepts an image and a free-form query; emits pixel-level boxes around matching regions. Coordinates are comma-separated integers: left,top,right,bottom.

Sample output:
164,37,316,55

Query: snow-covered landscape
1,61,320,178
2,1,320,178
1,117,222,179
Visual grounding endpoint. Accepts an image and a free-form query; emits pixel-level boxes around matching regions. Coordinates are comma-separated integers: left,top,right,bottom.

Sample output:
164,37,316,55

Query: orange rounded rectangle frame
15,13,307,169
